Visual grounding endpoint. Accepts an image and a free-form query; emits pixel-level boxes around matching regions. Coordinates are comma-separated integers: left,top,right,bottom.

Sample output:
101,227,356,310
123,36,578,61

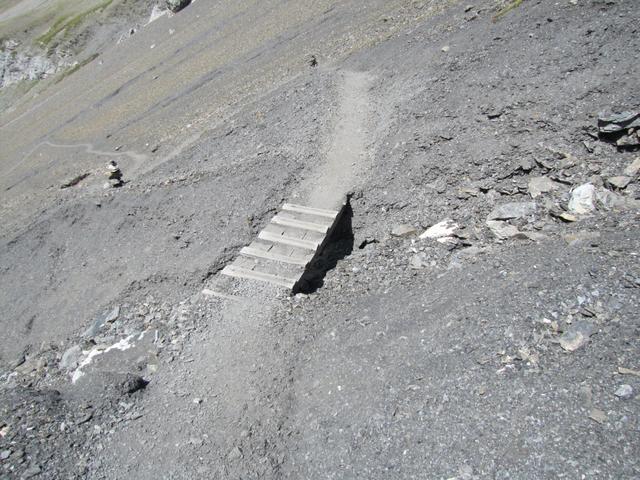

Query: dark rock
166,0,191,13
598,111,640,147
598,111,640,133
74,372,147,398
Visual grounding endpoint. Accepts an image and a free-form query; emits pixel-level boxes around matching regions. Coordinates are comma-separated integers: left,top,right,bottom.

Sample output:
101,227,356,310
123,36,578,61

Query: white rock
568,183,596,214
147,5,169,24
614,384,633,400
419,219,458,239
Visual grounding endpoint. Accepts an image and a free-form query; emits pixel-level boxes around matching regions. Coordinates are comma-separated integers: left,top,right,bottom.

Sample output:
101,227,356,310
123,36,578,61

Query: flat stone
22,465,42,479
523,231,547,241
618,366,640,377
391,224,418,237
589,408,607,424
551,210,578,222
528,176,558,198
228,446,243,460
59,345,82,371
559,321,595,352
568,183,596,214
623,157,640,176
558,212,577,222
15,357,44,375
419,219,458,240
487,202,536,221
563,231,600,246
104,306,120,323
0,450,10,460
595,188,626,210
409,252,429,269
486,220,527,240
605,175,631,190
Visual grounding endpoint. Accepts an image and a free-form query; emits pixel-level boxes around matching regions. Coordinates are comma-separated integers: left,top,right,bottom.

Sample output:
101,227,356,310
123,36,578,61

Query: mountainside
1,0,639,478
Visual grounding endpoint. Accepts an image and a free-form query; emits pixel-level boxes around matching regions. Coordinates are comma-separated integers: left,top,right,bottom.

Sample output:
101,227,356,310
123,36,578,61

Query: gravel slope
1,0,639,478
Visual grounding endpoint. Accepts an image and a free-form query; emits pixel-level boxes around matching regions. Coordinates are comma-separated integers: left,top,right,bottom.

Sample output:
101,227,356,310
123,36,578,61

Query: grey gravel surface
1,0,639,479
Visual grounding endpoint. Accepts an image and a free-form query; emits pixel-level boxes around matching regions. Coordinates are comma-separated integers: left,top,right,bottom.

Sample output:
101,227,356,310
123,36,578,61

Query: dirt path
300,70,373,210
7,140,148,177
86,280,293,479
1,140,148,196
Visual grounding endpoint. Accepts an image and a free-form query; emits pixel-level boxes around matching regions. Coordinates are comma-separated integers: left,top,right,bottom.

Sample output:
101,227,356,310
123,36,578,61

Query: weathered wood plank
271,214,330,234
258,230,320,250
282,203,339,219
240,246,312,266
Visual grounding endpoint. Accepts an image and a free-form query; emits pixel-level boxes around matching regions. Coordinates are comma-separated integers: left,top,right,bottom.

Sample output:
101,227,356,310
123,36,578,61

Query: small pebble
614,384,633,400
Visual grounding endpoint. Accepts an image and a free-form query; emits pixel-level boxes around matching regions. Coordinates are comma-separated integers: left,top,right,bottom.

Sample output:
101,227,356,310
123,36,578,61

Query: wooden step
276,210,335,228
250,238,307,256
240,245,312,266
271,214,330,234
263,223,325,243
258,230,319,250
218,199,346,291
282,203,339,220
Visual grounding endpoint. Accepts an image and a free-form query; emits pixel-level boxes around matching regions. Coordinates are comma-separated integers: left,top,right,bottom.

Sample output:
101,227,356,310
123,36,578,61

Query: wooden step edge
282,203,339,219
220,265,296,289
240,246,312,266
271,215,330,234
258,231,319,251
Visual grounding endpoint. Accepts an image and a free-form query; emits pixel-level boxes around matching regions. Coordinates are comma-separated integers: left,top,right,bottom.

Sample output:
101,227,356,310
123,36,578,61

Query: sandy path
301,70,373,210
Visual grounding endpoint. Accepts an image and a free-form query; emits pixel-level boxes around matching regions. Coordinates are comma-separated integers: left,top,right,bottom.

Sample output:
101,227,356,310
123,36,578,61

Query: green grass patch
35,0,113,47
36,14,70,46
55,52,99,83
63,0,113,36
492,0,523,22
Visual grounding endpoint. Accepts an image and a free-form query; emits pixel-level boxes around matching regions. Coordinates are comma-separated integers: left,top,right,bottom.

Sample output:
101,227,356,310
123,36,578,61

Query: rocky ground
1,0,639,478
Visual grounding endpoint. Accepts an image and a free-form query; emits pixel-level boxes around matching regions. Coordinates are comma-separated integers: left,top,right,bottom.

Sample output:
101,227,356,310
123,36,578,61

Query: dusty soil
1,0,639,479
